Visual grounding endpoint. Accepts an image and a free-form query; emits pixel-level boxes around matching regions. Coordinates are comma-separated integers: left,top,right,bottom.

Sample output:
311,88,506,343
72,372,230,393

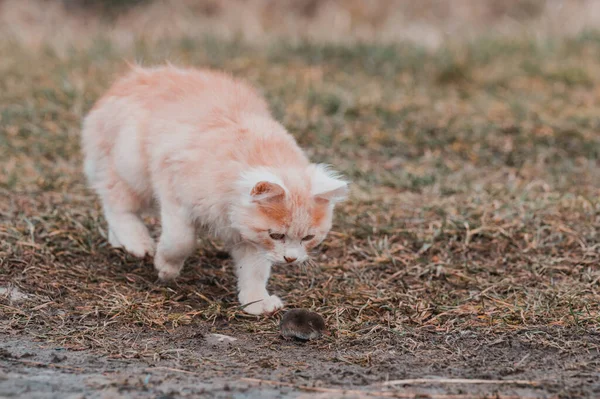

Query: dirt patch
1,326,598,398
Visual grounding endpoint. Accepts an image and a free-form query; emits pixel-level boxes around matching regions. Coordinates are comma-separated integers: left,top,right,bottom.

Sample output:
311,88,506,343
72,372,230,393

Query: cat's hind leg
100,174,155,258
154,197,196,281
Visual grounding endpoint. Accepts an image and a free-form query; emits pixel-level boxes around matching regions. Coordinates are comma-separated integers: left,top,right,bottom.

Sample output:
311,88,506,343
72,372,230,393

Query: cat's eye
302,235,315,242
269,233,285,240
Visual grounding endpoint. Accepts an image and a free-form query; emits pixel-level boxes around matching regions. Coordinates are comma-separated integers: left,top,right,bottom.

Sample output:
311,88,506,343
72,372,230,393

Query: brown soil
2,323,599,398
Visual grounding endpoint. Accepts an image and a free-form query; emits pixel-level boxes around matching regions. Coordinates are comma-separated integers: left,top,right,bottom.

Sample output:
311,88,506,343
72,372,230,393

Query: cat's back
94,65,269,119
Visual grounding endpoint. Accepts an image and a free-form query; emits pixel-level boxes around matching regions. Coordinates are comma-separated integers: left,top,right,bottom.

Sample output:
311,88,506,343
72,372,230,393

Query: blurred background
3,0,600,50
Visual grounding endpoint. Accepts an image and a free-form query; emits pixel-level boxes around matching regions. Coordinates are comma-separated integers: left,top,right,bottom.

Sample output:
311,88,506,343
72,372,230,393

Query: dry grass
0,23,599,397
2,33,599,340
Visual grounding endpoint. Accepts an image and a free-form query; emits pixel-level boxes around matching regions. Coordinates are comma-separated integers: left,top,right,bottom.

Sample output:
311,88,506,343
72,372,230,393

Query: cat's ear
239,169,287,204
250,181,285,203
310,164,349,204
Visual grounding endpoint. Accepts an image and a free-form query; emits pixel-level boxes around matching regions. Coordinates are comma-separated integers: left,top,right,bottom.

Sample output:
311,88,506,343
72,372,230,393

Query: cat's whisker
305,258,318,270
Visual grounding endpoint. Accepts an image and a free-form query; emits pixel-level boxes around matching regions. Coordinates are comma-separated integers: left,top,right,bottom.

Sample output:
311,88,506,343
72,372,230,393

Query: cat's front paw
154,253,182,281
122,236,156,258
242,295,284,315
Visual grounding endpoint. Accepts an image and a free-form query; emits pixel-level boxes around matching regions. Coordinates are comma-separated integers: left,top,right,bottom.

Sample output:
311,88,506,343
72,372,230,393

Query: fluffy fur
81,65,348,315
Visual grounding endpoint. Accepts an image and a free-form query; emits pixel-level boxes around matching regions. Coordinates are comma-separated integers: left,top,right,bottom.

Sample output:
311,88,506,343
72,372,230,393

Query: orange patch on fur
260,238,275,250
244,137,308,170
311,202,328,226
258,201,290,226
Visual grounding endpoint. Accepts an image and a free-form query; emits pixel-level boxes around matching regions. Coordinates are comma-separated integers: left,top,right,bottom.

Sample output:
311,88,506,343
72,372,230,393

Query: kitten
81,65,348,315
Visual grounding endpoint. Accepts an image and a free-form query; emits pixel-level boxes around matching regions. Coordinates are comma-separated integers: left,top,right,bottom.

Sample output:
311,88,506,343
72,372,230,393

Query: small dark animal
280,309,326,340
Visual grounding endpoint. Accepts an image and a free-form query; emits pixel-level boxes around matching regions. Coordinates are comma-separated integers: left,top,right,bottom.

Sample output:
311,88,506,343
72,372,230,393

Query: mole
280,309,326,341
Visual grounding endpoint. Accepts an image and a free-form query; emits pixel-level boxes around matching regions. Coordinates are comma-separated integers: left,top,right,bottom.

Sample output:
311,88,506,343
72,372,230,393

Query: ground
1,32,599,398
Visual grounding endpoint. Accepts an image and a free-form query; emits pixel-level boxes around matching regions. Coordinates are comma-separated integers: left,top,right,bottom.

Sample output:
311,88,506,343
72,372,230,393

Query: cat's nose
283,256,297,264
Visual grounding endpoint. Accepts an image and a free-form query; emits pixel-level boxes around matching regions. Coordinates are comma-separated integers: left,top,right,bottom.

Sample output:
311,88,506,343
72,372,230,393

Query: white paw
124,237,156,258
242,295,284,315
154,253,182,281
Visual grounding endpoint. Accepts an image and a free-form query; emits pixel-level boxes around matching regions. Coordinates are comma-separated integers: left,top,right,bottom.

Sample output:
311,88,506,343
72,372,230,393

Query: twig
241,377,550,399
145,366,201,375
377,378,541,387
241,378,411,398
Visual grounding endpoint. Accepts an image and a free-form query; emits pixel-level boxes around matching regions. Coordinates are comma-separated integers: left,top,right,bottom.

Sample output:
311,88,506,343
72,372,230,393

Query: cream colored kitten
81,65,347,315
